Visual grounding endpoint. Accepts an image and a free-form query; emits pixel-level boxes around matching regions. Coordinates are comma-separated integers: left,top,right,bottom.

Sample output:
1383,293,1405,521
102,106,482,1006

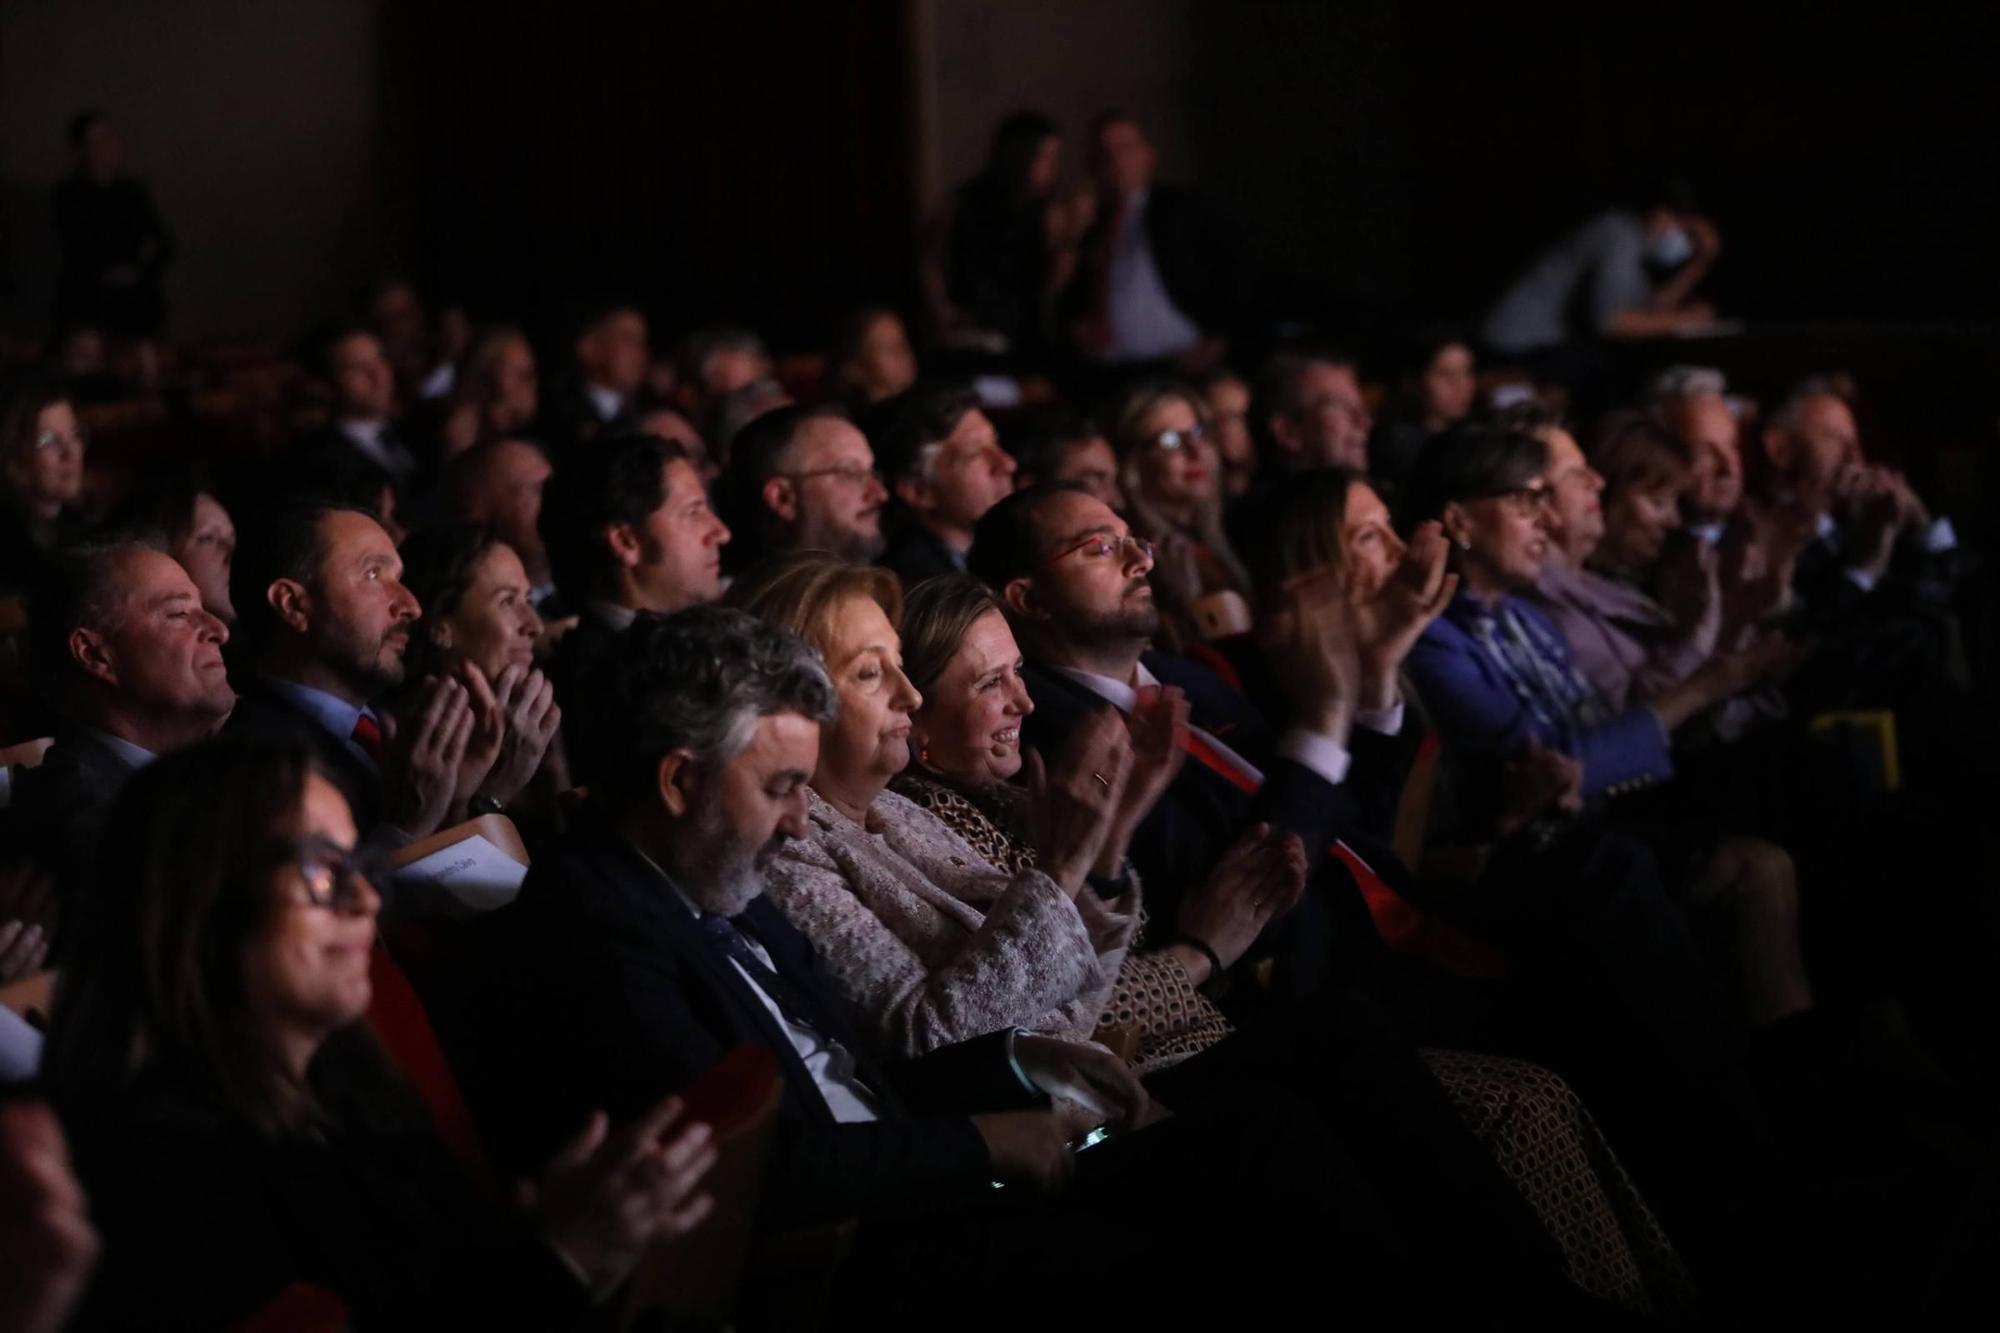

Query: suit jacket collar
557,815,889,1122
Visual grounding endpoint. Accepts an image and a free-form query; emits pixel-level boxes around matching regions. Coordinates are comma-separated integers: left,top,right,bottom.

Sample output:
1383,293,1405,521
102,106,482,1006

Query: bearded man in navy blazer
455,606,1389,1325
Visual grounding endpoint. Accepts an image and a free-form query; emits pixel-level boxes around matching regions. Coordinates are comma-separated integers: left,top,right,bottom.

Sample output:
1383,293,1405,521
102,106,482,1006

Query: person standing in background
53,111,174,340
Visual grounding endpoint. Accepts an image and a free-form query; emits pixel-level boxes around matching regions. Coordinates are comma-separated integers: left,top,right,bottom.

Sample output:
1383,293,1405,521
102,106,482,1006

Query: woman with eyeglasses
42,735,717,1328
0,378,89,594
1107,379,1253,650
730,555,1686,1316
1402,423,1755,808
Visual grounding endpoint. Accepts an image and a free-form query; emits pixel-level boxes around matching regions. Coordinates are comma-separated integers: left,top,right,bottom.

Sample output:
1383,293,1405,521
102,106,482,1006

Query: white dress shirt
1053,661,1403,790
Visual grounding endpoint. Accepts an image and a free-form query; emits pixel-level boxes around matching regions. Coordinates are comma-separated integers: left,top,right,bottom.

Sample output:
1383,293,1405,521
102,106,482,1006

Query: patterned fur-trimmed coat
764,788,1140,1059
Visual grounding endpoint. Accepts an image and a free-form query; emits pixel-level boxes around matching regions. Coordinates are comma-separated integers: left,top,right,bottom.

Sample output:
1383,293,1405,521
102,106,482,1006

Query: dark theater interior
2,3,1998,1328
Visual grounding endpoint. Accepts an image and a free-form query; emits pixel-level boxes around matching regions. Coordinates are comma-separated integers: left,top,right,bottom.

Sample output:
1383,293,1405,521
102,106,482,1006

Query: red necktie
350,712,385,764
1174,729,1503,978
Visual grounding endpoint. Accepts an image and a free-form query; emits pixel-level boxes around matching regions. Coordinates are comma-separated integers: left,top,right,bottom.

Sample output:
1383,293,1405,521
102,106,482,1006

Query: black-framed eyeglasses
1473,483,1556,517
273,835,385,912
1039,532,1156,570
1146,423,1210,452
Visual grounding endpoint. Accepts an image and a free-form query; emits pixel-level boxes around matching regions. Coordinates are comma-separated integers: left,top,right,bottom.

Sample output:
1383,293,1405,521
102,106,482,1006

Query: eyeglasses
1474,483,1556,517
33,426,87,453
781,464,882,488
274,835,385,913
1146,423,1209,452
1040,532,1156,570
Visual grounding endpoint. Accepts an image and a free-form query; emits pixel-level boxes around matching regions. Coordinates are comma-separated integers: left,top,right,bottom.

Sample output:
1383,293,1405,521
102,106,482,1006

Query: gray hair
28,540,162,697
1645,365,1727,407
589,604,836,801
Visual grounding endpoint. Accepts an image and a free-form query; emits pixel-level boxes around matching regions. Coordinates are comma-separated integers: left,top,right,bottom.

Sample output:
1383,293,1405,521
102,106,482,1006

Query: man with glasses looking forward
721,403,891,571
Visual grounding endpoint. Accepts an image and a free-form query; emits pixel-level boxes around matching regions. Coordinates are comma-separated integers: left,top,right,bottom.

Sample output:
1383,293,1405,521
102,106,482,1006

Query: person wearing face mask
1480,182,1723,362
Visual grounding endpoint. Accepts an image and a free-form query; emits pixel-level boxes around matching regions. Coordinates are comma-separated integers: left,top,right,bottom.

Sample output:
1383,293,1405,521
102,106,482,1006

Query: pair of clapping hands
383,660,563,839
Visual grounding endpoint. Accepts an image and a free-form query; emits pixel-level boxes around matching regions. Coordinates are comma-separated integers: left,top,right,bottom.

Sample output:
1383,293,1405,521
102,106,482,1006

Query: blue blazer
1405,594,1672,804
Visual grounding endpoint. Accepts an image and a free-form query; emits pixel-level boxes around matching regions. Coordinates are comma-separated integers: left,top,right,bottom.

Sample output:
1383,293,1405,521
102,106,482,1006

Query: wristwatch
467,793,505,817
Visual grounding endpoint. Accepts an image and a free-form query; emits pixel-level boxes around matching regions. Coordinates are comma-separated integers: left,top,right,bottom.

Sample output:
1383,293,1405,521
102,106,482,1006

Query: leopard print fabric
891,772,1235,1074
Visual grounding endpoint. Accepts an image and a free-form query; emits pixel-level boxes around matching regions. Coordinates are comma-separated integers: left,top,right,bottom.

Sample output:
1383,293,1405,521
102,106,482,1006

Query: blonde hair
1109,379,1250,594
724,551,904,655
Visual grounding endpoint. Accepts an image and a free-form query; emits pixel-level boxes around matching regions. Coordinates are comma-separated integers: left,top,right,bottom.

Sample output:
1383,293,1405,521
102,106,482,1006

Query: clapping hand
1172,823,1308,984
527,1097,718,1301
1349,522,1458,701
1024,708,1134,896
384,676,475,838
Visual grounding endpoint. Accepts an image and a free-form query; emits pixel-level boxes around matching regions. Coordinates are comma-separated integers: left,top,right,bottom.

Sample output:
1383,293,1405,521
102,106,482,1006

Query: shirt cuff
1355,701,1405,736
1003,1028,1038,1099
1924,516,1958,554
1275,728,1352,787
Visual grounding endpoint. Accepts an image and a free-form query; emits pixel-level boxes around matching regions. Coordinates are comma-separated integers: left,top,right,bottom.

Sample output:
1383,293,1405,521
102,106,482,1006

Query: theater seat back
366,942,499,1202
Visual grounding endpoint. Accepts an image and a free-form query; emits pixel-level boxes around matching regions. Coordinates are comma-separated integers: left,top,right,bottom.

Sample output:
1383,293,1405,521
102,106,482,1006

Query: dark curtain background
1190,3,2000,333
381,0,915,350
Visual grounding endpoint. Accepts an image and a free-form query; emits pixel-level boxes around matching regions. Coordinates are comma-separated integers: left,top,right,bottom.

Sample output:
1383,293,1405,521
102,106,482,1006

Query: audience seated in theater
1062,110,1241,372
921,109,1085,362
294,322,419,493
42,735,719,1328
441,438,558,610
885,569,1695,1312
11,543,234,914
100,462,238,625
717,403,889,573
1108,378,1253,650
545,301,648,449
864,384,1016,585
460,605,1579,1322
1194,368,1257,500
731,554,1682,1314
537,433,727,783
0,379,89,594
829,306,920,407
224,500,473,844
1399,427,1815,1027
967,482,1423,999
435,326,540,460
396,524,566,827
728,556,1147,1055
1368,328,1478,496
1527,410,1742,715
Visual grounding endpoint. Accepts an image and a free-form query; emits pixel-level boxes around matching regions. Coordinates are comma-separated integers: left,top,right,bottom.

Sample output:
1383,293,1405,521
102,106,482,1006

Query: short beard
675,781,775,919
1052,581,1159,654
798,514,885,565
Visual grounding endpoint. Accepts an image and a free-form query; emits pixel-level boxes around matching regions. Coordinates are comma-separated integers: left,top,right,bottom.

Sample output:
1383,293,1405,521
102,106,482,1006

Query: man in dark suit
458,606,1396,1324
8,543,235,922
968,481,1401,998
1060,111,1247,371
967,484,1769,1247
860,384,1016,589
1758,382,1969,722
223,500,467,844
540,302,648,454
537,433,730,785
292,324,421,501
